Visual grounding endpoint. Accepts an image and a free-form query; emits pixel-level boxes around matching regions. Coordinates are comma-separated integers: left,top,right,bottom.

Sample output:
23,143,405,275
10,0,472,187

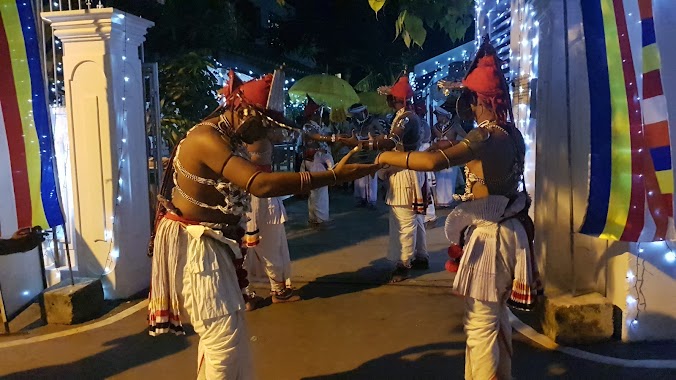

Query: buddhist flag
579,0,674,242
0,1,64,233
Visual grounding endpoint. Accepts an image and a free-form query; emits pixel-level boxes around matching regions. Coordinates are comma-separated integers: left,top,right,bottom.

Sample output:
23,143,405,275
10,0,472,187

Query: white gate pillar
41,9,154,299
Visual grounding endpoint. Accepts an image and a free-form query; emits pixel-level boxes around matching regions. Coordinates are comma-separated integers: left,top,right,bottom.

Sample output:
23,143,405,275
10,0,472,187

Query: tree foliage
370,0,474,48
158,52,220,148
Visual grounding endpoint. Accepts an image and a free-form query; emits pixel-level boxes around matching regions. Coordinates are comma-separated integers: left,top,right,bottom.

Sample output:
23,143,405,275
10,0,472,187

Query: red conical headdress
462,35,513,124
221,69,296,129
390,75,414,102
304,95,320,119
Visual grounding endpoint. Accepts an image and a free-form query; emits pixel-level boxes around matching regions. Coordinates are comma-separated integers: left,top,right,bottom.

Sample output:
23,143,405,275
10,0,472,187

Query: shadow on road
284,192,389,261
2,329,191,379
301,342,466,380
296,258,443,301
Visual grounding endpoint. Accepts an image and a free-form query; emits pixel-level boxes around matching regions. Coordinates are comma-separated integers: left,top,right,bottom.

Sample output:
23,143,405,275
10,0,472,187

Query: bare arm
198,129,379,198
377,128,489,172
376,144,470,172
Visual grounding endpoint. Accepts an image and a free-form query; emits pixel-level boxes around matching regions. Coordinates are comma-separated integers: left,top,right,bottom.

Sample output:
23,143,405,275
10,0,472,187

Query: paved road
1,192,674,379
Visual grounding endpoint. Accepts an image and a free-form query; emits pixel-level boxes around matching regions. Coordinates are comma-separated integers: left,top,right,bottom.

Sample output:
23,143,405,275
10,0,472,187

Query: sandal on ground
389,266,410,283
272,288,301,304
411,257,430,270
245,294,264,312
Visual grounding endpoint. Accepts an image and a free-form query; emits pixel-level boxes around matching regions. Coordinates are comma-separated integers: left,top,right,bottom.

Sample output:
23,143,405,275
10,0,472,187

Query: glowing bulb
124,77,129,82
665,251,676,263
631,320,639,326
626,271,635,281
626,295,637,304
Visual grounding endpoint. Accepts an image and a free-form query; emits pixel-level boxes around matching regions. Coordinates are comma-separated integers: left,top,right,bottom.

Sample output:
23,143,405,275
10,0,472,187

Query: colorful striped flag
0,0,63,234
580,0,674,242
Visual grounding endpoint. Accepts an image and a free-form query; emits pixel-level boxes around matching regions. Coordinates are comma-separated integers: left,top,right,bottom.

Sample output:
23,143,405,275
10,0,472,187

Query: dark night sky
110,0,474,83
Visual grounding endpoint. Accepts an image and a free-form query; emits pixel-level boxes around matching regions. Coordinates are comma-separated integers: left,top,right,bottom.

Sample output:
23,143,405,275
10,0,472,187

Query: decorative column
41,9,154,299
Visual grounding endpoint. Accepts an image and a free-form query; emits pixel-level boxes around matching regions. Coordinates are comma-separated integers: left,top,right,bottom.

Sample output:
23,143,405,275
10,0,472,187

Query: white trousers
387,206,428,265
167,226,254,379
463,247,513,380
309,186,330,223
425,196,437,222
195,312,255,380
302,157,331,224
435,166,460,207
245,222,292,292
354,174,378,204
425,171,436,222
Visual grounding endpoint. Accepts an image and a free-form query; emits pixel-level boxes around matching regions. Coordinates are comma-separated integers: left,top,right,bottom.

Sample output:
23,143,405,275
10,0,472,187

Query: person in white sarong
148,70,379,380
379,166,429,281
432,104,465,207
244,132,300,304
300,149,334,225
301,116,335,226
415,103,437,226
340,75,430,282
377,39,542,380
347,103,385,209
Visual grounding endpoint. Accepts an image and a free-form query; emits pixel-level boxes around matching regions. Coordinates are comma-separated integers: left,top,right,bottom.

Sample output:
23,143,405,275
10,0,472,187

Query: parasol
289,74,359,109
357,91,391,115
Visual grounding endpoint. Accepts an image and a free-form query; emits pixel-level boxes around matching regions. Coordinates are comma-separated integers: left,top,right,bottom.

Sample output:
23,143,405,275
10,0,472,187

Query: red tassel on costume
445,260,460,273
445,244,463,273
448,244,463,259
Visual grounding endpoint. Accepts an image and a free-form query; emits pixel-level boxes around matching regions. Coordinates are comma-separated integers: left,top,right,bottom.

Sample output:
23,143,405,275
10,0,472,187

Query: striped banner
638,0,673,218
0,0,63,233
580,0,674,241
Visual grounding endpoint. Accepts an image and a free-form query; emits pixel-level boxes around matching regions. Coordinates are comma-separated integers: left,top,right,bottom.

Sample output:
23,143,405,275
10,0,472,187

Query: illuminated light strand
102,12,129,276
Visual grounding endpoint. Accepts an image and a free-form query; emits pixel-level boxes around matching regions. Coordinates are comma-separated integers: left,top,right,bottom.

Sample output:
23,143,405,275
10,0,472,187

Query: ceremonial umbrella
289,74,359,110
358,91,391,115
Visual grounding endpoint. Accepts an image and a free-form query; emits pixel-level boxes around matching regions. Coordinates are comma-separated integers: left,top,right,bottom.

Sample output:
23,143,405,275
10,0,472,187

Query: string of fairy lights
475,0,675,333
40,2,675,325
100,10,127,276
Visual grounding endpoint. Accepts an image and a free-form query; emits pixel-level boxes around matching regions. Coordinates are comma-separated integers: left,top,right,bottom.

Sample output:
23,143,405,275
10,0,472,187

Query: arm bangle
331,134,336,143
439,149,452,169
246,171,263,193
369,140,374,151
460,139,474,155
299,171,312,192
405,152,412,169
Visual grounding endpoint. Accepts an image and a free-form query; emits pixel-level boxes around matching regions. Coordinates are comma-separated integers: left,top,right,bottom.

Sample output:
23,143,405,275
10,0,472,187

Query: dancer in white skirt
244,130,300,305
347,103,385,209
148,70,379,379
377,39,542,379
340,74,430,282
415,103,437,226
432,103,465,207
301,113,335,226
